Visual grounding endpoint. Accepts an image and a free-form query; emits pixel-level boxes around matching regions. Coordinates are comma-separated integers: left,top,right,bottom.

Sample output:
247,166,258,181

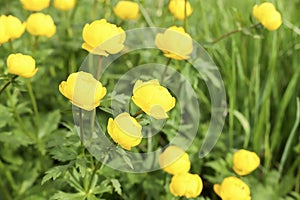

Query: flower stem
132,109,144,118
96,55,102,80
161,58,172,83
93,0,98,19
0,75,18,97
211,23,261,44
79,108,84,143
184,0,188,32
8,39,14,52
26,79,40,130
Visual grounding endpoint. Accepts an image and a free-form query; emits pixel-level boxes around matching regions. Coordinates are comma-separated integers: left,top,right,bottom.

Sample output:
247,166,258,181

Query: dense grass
0,0,299,199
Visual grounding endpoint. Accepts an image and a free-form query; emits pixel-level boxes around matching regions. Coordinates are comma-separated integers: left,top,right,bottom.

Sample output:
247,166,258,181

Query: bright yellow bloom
168,0,192,20
253,2,282,31
159,146,190,175
82,19,125,56
132,79,176,119
113,1,139,20
0,15,25,41
7,53,38,78
107,112,142,150
26,13,56,38
169,173,203,198
53,0,76,11
0,17,10,44
232,149,260,176
20,0,50,11
155,26,193,60
59,71,107,111
214,176,251,200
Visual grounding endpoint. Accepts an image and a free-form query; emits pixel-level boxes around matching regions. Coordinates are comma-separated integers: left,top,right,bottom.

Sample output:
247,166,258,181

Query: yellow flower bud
26,13,56,38
159,146,190,175
232,149,260,176
252,2,282,31
0,16,10,44
169,173,203,198
113,1,139,20
155,26,193,60
214,176,251,200
20,0,50,11
131,79,176,119
107,112,142,150
53,0,76,11
7,53,38,78
59,71,107,111
82,19,126,56
168,0,192,20
0,15,25,41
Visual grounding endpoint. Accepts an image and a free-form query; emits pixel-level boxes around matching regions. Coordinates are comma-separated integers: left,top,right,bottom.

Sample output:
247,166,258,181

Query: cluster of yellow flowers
159,146,203,198
20,0,76,11
214,149,260,200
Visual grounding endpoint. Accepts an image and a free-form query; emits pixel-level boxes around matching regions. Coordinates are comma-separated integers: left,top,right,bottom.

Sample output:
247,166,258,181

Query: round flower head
0,16,10,44
0,15,25,41
107,112,142,150
131,79,176,119
20,0,50,11
159,145,190,175
214,176,251,200
59,71,107,111
232,149,260,176
169,173,203,198
252,2,282,31
113,1,139,20
53,0,76,11
155,26,193,60
7,53,38,78
82,19,126,56
26,13,56,38
168,0,193,20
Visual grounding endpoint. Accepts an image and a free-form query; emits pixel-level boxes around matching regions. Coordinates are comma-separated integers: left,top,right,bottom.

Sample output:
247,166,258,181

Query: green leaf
93,180,112,195
51,191,86,200
38,110,61,139
41,165,69,185
0,104,12,128
111,179,122,195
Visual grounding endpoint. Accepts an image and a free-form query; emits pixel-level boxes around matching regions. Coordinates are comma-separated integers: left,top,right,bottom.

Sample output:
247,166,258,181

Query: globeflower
82,19,125,56
0,15,25,42
59,71,107,111
158,145,190,175
168,0,193,20
53,0,76,11
107,112,142,150
113,1,139,20
232,149,260,176
155,26,193,60
214,176,251,200
252,2,282,31
26,13,56,38
20,0,50,11
169,173,203,198
7,53,38,78
131,79,176,119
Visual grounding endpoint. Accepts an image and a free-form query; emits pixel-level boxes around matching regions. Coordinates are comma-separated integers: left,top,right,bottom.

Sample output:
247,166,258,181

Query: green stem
160,58,172,83
26,79,40,130
184,0,188,32
79,108,84,144
96,56,102,80
0,75,18,96
132,109,144,118
33,36,39,51
211,23,260,44
93,0,98,19
65,11,73,38
8,39,14,52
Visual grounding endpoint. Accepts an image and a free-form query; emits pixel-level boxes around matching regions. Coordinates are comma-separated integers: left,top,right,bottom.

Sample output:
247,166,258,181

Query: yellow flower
168,0,193,20
214,176,251,200
107,112,142,150
232,149,260,176
169,173,203,198
131,79,176,119
53,0,76,11
59,71,107,111
158,146,190,175
113,1,139,20
0,15,25,41
26,13,56,38
252,2,282,31
155,26,193,60
0,16,10,44
20,0,50,11
7,53,38,78
82,19,125,56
